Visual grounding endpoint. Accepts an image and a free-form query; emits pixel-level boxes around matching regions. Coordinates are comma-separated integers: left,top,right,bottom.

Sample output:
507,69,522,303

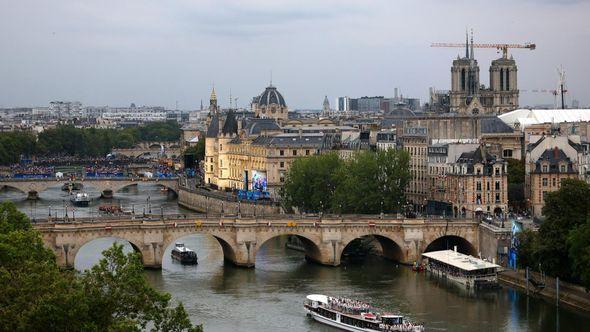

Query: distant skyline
1,0,589,109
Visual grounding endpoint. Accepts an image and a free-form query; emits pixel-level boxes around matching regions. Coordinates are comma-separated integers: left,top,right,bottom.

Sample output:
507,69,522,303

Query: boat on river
70,192,90,207
304,294,424,331
422,249,500,289
171,243,198,265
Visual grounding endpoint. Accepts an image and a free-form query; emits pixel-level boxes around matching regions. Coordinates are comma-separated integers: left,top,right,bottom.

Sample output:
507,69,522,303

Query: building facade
525,134,587,217
445,145,508,218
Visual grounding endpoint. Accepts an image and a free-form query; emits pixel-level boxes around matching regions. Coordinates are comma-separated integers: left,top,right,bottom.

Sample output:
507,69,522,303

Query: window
503,149,513,158
305,150,310,155
280,162,285,168
542,178,548,186
220,160,223,167
293,150,297,156
560,165,566,172
552,178,556,187
476,194,482,204
280,150,284,156
487,182,490,191
542,165,548,172
220,144,222,151
495,181,500,190
210,165,213,172
495,193,500,203
477,182,482,191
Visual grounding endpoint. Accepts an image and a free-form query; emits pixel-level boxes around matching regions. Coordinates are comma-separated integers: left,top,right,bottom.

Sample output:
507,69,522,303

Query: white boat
304,294,424,332
171,243,198,265
70,192,90,207
422,249,500,289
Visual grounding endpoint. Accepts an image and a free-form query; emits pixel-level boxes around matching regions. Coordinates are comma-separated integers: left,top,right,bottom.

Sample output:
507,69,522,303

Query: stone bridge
0,177,178,199
34,214,483,269
111,141,181,158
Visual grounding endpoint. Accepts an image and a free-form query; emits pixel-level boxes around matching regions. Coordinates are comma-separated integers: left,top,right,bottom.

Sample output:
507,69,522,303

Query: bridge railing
31,212,478,226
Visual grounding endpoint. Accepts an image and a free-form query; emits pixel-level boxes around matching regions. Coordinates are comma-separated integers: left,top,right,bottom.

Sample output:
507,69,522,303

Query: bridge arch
162,231,237,266
339,233,405,263
72,236,143,271
424,235,477,256
254,232,323,265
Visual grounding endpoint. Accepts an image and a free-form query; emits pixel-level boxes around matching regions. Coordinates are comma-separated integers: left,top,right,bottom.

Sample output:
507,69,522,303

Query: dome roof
258,85,286,107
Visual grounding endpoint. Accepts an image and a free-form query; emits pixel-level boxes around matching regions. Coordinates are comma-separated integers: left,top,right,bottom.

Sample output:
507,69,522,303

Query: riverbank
499,269,590,314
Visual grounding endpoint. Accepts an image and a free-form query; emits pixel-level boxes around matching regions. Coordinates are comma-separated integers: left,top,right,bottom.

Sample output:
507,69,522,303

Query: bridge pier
27,190,39,200
101,189,114,199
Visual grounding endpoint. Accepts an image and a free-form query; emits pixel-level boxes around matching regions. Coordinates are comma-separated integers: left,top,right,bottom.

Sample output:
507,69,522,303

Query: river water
2,186,589,331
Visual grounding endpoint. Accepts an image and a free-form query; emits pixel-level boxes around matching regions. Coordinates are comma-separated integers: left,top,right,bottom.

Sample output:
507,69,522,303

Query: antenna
229,89,232,109
557,65,567,109
270,70,273,86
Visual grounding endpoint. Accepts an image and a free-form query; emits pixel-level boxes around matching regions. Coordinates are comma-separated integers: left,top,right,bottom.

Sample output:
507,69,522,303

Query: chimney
454,245,457,252
554,146,559,159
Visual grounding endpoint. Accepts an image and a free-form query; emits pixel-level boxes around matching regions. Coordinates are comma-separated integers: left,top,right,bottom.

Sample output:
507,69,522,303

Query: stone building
445,145,508,218
252,84,288,123
204,85,336,197
525,134,588,217
449,33,518,115
400,127,429,207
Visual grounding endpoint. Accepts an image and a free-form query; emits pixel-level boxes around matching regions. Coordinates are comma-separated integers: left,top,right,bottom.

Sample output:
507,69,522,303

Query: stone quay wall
178,187,282,215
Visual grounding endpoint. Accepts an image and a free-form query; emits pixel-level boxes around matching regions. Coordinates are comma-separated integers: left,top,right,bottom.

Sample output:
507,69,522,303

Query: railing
0,176,179,182
31,212,480,226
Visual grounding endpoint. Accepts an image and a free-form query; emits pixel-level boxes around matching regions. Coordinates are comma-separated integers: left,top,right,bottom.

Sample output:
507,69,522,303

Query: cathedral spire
465,28,469,59
470,29,474,60
209,84,218,114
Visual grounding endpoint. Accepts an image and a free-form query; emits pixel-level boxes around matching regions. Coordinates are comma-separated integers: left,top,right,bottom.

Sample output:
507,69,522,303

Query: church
449,33,519,115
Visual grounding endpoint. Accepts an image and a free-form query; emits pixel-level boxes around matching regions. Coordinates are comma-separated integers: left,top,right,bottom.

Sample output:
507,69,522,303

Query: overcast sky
1,0,589,109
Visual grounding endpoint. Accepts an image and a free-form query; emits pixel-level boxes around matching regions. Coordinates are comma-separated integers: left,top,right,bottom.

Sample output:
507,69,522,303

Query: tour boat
171,243,198,265
70,192,90,207
422,249,500,289
304,294,424,332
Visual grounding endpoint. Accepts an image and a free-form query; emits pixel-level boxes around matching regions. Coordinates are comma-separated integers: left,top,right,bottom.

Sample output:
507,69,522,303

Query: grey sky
1,0,589,109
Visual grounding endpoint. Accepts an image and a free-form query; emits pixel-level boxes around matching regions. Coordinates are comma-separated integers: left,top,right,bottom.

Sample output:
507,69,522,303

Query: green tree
334,149,410,214
515,229,539,269
568,219,590,290
184,138,205,163
81,244,201,332
538,179,590,278
506,158,525,209
0,201,201,332
282,153,342,213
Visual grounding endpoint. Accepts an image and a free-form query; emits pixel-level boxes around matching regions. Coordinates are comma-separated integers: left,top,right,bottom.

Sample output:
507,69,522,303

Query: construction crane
432,30,535,59
431,42,535,58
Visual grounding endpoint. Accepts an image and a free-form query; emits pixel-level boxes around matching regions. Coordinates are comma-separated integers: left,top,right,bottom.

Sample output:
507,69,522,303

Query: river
2,186,589,331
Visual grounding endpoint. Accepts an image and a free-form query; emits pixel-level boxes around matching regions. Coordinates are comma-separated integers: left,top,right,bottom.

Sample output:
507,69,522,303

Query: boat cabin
422,249,500,288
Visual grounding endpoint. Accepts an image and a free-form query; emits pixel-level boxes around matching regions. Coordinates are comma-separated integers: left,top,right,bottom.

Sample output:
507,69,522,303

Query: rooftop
422,250,500,271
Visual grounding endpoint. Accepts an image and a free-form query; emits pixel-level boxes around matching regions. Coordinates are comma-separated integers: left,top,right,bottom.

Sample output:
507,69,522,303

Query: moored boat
171,243,198,265
70,192,90,207
422,249,501,289
304,294,424,331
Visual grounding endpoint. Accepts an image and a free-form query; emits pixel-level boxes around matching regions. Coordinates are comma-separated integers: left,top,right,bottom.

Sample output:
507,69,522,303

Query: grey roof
481,117,514,134
534,148,575,173
242,118,281,135
206,114,219,137
251,134,325,148
221,110,238,135
257,86,286,107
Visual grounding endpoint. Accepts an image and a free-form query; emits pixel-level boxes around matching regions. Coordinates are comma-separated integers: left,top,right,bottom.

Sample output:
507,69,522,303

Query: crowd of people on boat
327,297,371,315
379,322,423,331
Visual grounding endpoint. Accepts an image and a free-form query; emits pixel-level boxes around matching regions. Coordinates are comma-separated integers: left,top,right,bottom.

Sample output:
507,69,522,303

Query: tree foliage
506,158,525,209
0,201,201,331
0,121,182,164
282,152,341,213
183,138,205,163
516,179,590,288
0,131,37,165
282,149,410,214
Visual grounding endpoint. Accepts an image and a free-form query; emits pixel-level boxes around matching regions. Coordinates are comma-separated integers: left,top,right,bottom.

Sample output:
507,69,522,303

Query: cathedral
450,33,519,115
